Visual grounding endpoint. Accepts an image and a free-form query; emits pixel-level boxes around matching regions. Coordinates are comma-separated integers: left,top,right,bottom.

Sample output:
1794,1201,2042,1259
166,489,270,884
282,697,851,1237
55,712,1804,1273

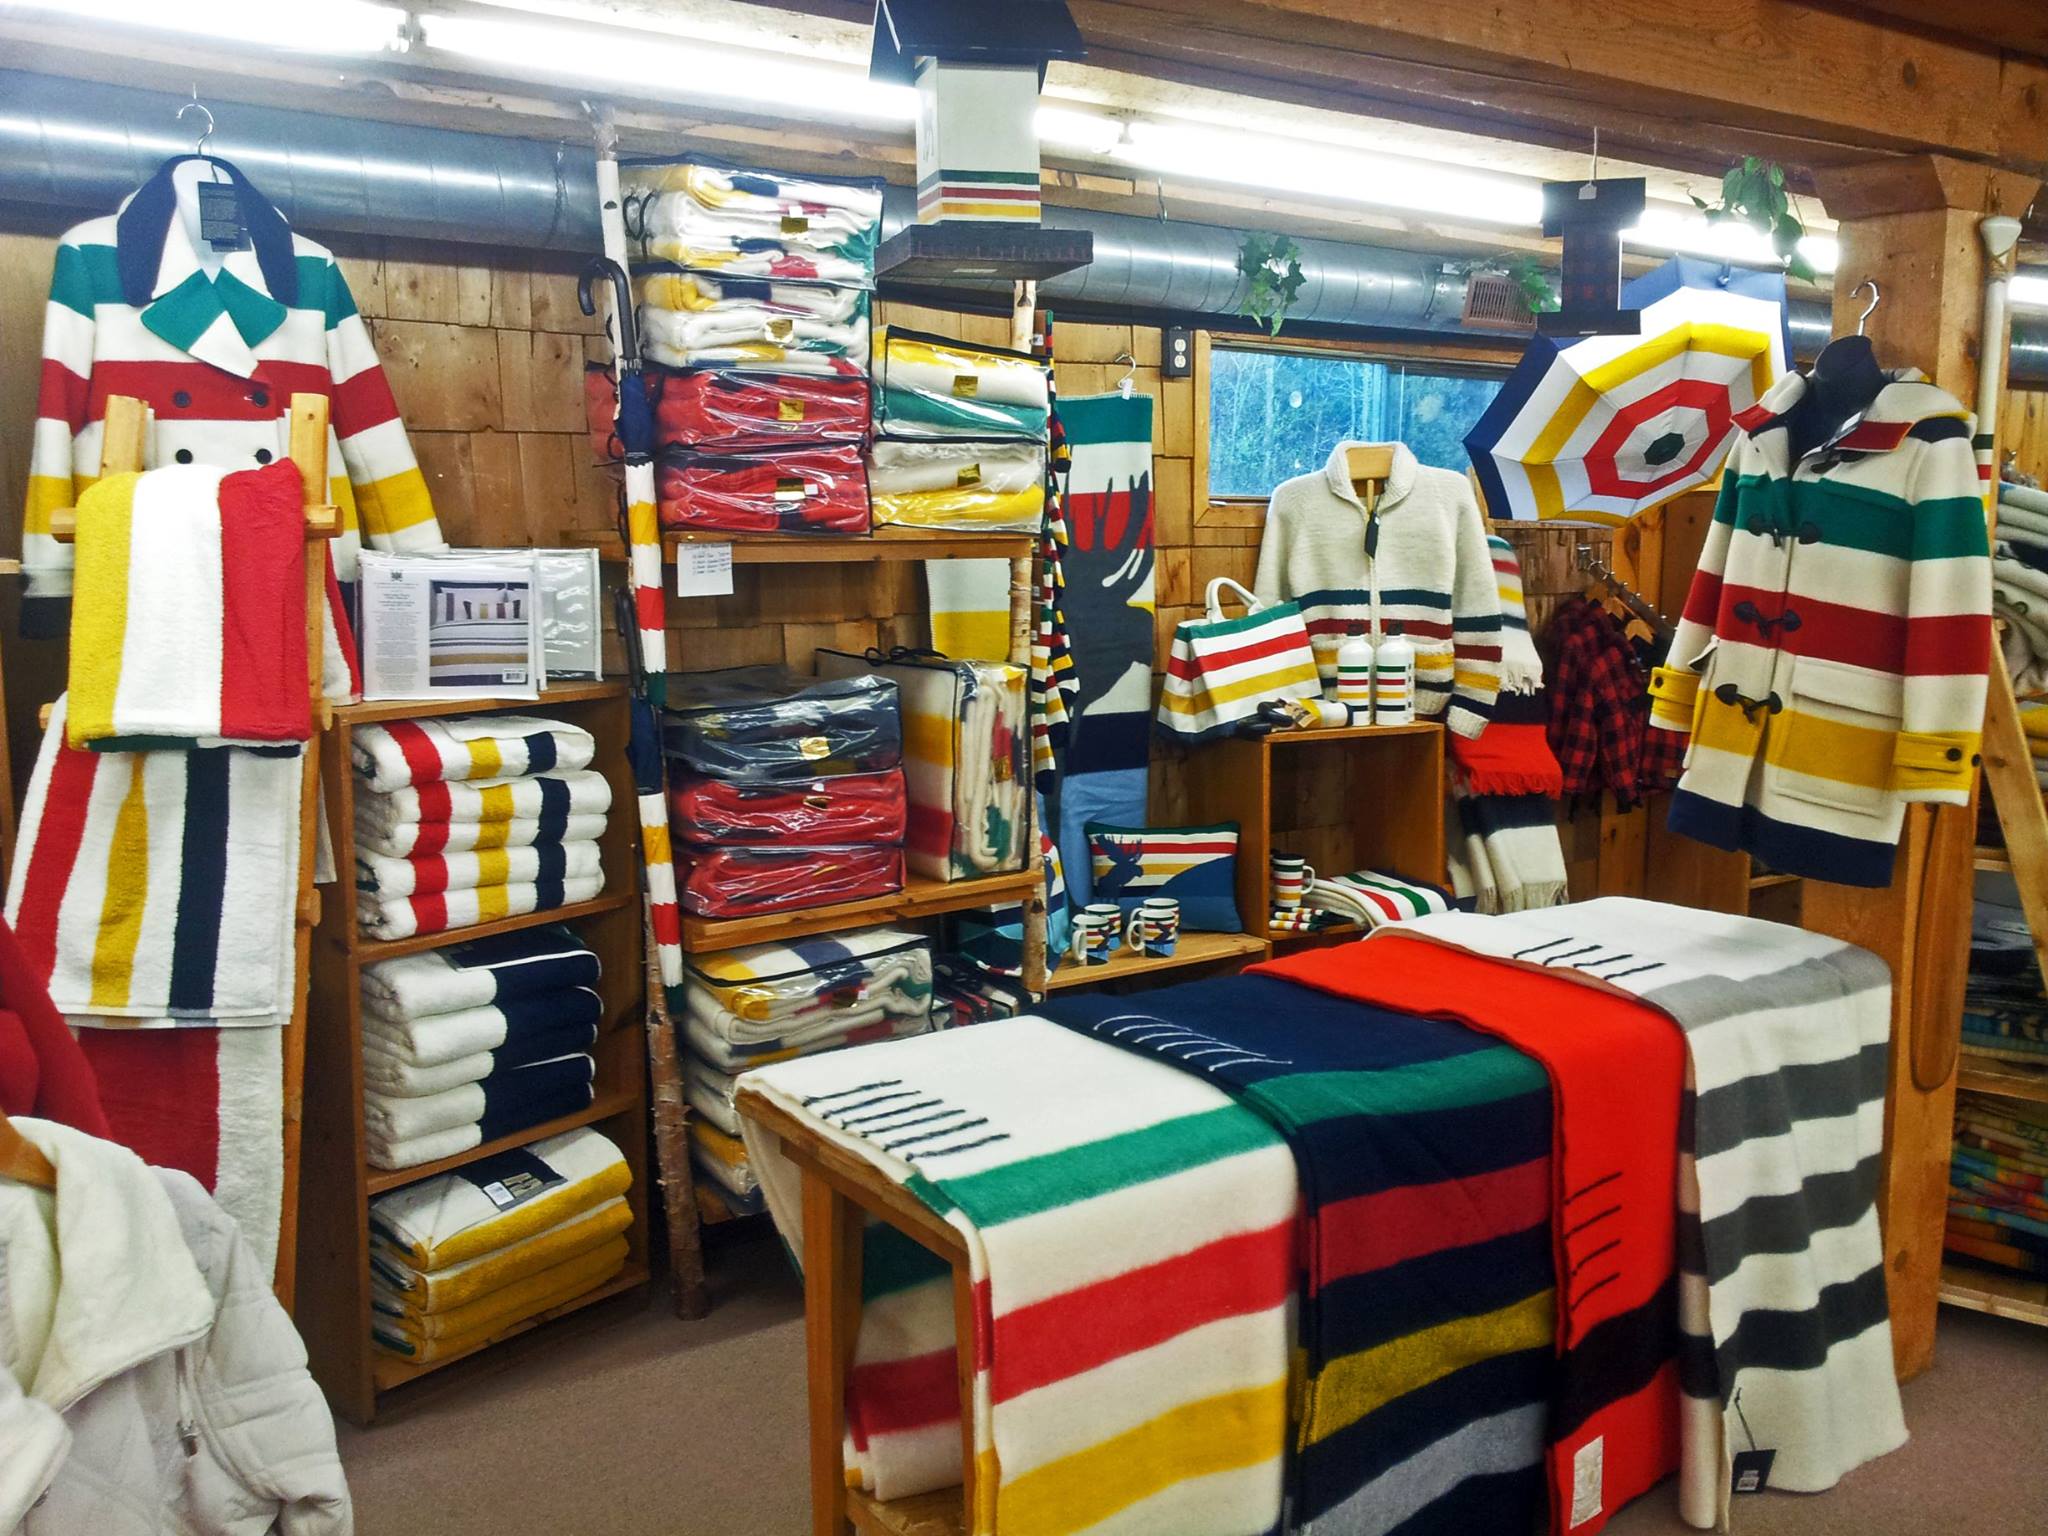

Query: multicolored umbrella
1467,256,1790,524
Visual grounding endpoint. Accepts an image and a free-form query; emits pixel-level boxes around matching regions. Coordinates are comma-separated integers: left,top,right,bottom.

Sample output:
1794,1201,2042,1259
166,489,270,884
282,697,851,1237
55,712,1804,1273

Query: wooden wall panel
2001,388,2048,486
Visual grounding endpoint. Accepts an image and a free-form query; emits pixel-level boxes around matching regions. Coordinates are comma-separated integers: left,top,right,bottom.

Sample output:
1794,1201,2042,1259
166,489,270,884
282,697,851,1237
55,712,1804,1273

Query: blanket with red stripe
1264,936,1686,1534
739,1017,1298,1536
1044,975,1557,1535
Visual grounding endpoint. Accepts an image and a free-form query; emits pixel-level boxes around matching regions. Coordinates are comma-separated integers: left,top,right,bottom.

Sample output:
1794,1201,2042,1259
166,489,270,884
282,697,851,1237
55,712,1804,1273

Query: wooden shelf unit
296,683,650,1424
1043,929,1268,990
1940,1262,2048,1327
564,528,1035,566
679,868,1040,951
1179,724,1447,936
850,1488,965,1536
1957,1052,2048,1106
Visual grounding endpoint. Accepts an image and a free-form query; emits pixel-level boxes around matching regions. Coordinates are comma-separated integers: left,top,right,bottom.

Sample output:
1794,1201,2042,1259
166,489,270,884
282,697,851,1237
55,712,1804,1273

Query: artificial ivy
1236,232,1307,336
1501,255,1560,315
1690,156,1817,283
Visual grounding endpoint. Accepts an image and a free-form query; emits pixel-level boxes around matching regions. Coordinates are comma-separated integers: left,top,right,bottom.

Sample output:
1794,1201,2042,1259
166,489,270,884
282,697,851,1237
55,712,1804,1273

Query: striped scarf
1401,900,1905,1529
1046,975,1556,1535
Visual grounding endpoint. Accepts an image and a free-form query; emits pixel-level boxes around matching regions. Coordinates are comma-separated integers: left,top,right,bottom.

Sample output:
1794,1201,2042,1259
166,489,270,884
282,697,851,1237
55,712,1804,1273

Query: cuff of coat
1647,665,1699,732
1445,700,1492,740
1892,729,1979,800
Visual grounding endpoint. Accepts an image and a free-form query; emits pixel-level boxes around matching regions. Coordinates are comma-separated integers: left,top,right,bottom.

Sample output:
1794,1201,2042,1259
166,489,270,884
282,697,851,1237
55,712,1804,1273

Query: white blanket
356,812,608,860
362,932,600,1022
350,715,594,792
362,986,605,1066
355,839,602,899
357,873,604,942
354,770,613,841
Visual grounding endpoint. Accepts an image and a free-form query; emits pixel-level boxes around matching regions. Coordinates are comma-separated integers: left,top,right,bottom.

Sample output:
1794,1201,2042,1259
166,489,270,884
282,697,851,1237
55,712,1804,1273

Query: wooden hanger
0,1115,56,1190
1345,443,1395,515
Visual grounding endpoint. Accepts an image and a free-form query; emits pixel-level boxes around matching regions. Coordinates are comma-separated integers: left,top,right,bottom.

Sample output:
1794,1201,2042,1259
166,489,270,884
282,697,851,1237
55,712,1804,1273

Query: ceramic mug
1137,896,1180,957
1080,902,1123,964
1271,854,1315,910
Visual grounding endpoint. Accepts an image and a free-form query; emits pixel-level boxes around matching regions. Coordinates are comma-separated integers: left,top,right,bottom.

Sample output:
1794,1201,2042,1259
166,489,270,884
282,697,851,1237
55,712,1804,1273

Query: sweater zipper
174,1347,199,1458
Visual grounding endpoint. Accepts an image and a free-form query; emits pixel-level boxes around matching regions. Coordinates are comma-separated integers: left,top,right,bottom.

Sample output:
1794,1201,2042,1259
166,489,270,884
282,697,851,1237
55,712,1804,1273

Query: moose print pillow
1086,822,1241,932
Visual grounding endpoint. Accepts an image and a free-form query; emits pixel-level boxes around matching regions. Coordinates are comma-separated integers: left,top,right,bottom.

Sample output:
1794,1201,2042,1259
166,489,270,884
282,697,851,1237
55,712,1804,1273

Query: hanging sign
1539,177,1645,338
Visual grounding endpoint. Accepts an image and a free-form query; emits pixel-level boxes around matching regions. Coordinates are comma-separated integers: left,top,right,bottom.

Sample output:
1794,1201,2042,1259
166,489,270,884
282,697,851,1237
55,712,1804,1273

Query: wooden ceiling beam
1831,1,2048,62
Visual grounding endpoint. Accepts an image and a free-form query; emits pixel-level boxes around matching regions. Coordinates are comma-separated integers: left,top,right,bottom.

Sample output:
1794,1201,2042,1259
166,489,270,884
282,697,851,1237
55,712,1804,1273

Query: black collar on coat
116,154,298,310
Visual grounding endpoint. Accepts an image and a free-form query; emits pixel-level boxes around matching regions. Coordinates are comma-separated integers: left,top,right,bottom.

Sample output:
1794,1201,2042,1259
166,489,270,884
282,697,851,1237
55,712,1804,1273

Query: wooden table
737,1090,972,1536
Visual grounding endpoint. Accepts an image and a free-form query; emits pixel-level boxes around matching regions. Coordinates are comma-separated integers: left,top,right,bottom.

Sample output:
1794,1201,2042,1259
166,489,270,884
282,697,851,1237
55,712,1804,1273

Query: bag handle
1205,577,1263,622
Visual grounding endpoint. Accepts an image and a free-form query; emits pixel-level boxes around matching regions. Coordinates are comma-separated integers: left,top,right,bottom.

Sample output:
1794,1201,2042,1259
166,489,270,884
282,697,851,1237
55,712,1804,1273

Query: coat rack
1576,541,1671,639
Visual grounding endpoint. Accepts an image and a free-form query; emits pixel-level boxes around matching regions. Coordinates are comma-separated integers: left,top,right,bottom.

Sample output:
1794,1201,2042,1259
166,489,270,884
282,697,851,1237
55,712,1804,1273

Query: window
1206,345,1507,498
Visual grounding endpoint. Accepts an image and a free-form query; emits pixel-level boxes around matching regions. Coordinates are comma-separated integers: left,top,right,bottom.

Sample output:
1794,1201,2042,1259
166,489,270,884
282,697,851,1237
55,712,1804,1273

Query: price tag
676,542,734,597
778,398,807,422
952,374,979,397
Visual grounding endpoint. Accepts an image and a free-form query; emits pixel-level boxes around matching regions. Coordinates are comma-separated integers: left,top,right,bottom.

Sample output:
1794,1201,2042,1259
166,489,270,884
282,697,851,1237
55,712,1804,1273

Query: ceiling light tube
6,0,407,53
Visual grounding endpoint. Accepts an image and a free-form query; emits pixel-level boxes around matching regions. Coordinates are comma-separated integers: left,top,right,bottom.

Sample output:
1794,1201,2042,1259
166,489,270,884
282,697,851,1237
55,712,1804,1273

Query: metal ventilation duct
0,67,2040,377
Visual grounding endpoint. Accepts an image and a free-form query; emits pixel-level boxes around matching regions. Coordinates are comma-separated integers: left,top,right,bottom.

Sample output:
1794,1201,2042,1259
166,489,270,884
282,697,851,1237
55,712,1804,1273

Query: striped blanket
363,988,605,1068
739,1017,1299,1536
1264,936,1685,1535
1303,869,1452,930
874,329,1051,440
351,715,594,792
624,160,882,286
358,871,604,942
688,929,933,1030
360,924,599,1020
1401,899,1905,1529
357,810,607,860
70,463,310,749
355,839,604,900
353,769,613,844
1044,976,1556,1536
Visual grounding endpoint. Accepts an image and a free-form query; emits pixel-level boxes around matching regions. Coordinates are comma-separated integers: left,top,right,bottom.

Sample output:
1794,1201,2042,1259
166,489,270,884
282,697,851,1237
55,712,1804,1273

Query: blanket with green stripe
1044,976,1556,1536
739,1017,1299,1536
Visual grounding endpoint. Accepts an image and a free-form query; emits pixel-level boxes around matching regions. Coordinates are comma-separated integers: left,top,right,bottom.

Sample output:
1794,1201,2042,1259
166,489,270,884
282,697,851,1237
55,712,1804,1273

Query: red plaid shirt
1547,598,1680,808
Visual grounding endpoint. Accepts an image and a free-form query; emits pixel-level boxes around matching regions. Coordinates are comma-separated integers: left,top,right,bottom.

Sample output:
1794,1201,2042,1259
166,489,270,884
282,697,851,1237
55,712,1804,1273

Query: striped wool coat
1648,370,1991,886
23,156,443,634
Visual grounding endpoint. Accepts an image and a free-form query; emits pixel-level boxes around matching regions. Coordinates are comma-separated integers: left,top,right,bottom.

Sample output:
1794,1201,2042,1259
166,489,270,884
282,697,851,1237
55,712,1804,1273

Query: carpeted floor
341,1227,2048,1535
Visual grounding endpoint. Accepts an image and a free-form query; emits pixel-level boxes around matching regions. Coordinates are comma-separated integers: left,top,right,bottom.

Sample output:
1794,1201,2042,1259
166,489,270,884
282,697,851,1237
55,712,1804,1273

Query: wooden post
1807,155,2041,1380
802,1166,863,1536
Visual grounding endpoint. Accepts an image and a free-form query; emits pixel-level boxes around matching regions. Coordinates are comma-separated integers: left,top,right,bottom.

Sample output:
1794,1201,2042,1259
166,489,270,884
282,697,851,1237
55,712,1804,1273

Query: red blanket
1258,934,1685,1534
656,444,869,535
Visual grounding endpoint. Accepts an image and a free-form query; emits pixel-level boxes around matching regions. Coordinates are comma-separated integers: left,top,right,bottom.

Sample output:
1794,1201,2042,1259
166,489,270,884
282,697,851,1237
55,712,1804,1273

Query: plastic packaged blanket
868,439,1047,532
662,667,900,782
679,844,903,918
638,270,870,373
668,766,907,846
816,651,1027,880
587,364,871,459
655,444,870,535
873,327,1049,440
686,926,932,1038
684,1000,933,1075
623,158,883,286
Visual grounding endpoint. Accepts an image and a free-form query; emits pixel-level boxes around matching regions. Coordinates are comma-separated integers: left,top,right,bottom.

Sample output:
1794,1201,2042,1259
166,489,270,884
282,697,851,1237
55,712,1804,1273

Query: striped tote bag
1156,578,1322,742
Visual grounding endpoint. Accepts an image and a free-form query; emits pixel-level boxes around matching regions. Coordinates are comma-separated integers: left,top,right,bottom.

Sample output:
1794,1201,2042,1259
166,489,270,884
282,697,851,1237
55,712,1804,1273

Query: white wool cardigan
1254,441,1503,736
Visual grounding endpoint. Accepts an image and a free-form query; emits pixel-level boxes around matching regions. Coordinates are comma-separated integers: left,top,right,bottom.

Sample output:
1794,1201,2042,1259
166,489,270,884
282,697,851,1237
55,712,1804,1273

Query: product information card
358,551,544,701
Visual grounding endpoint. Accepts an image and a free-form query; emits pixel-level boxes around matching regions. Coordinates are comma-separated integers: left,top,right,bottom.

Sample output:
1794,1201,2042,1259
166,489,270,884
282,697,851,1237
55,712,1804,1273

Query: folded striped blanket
1044,977,1556,1536
684,1054,743,1136
356,810,608,860
641,303,870,373
1401,899,1905,1529
364,1053,595,1168
369,1124,630,1269
363,1016,598,1098
640,269,863,322
355,838,603,899
874,329,1050,440
1265,936,1686,1535
682,997,932,1075
364,986,602,1069
361,926,600,1021
625,160,882,283
358,872,604,941
869,439,1047,533
667,768,907,847
740,1017,1298,1535
70,463,310,748
373,1237,628,1361
8,695,300,1023
689,1119,758,1201
372,1196,633,1314
1303,868,1452,929
351,715,595,792
354,769,613,843
688,929,933,1031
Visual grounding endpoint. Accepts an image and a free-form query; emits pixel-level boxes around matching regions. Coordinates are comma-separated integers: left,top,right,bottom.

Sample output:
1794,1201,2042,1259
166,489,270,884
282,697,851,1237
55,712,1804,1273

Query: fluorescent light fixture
1036,106,1126,157
1103,118,1546,226
418,11,915,124
7,0,406,52
2011,273,2048,310
1623,206,1837,278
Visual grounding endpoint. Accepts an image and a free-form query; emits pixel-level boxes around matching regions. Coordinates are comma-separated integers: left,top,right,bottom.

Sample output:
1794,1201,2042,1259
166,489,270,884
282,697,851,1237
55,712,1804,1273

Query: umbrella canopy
1467,257,1790,524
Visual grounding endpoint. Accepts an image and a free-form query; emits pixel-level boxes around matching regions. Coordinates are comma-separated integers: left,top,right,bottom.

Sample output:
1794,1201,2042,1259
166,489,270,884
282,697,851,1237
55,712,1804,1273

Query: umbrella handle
578,255,639,364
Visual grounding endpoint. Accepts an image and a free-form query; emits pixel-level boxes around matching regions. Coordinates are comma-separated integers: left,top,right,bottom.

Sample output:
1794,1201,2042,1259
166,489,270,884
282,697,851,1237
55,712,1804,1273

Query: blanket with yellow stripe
351,715,595,793
741,1017,1298,1536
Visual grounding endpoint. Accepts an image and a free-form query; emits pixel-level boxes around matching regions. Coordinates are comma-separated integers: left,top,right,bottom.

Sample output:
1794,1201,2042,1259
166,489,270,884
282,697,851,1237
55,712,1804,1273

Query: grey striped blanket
1401,897,1905,1530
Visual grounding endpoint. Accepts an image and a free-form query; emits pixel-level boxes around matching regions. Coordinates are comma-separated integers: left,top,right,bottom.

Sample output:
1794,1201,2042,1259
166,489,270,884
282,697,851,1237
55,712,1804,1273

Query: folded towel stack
360,925,604,1170
682,927,934,1207
617,156,882,535
664,668,907,918
352,715,610,940
368,1126,632,1361
1949,1092,2048,1279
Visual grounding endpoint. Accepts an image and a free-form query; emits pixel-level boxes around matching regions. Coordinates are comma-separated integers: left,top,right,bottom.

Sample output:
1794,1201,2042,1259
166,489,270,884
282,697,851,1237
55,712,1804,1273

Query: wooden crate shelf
1957,1053,2048,1105
1043,930,1268,990
565,529,1034,565
679,868,1039,952
296,687,652,1425
1939,1262,2048,1326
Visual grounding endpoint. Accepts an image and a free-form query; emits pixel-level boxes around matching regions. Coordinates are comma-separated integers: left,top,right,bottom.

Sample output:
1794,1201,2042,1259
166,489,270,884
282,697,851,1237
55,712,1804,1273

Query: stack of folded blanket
1302,867,1453,929
614,156,881,536
1994,483,2048,693
682,926,934,1211
359,925,604,1169
665,668,906,917
1949,1090,2048,1279
368,1125,632,1363
868,439,1046,533
353,715,610,940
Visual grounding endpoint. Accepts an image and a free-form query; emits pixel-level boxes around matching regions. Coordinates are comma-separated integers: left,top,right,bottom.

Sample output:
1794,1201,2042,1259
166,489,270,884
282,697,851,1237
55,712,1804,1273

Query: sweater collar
1322,440,1417,512
1731,366,1967,470
116,156,297,379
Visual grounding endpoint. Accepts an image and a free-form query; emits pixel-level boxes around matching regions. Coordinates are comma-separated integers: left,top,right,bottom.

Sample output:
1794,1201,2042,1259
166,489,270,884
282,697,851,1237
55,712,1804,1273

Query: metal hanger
1114,351,1137,399
176,87,226,183
1852,279,1880,336
1576,543,1670,639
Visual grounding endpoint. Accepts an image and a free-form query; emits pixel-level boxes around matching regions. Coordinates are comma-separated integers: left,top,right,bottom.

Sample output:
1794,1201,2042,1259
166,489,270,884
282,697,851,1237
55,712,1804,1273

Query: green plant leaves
1693,157,1813,284
1236,232,1307,336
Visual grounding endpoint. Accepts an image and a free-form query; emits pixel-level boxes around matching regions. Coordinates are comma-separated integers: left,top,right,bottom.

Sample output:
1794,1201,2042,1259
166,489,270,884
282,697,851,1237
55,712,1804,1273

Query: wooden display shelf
1957,1052,2048,1105
363,1089,641,1195
850,1488,964,1536
1748,871,1802,890
565,529,1034,565
352,891,636,964
1264,721,1439,746
369,1262,651,1392
1939,1262,2048,1327
1043,930,1268,990
679,868,1039,951
334,680,626,725
1268,919,1365,948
